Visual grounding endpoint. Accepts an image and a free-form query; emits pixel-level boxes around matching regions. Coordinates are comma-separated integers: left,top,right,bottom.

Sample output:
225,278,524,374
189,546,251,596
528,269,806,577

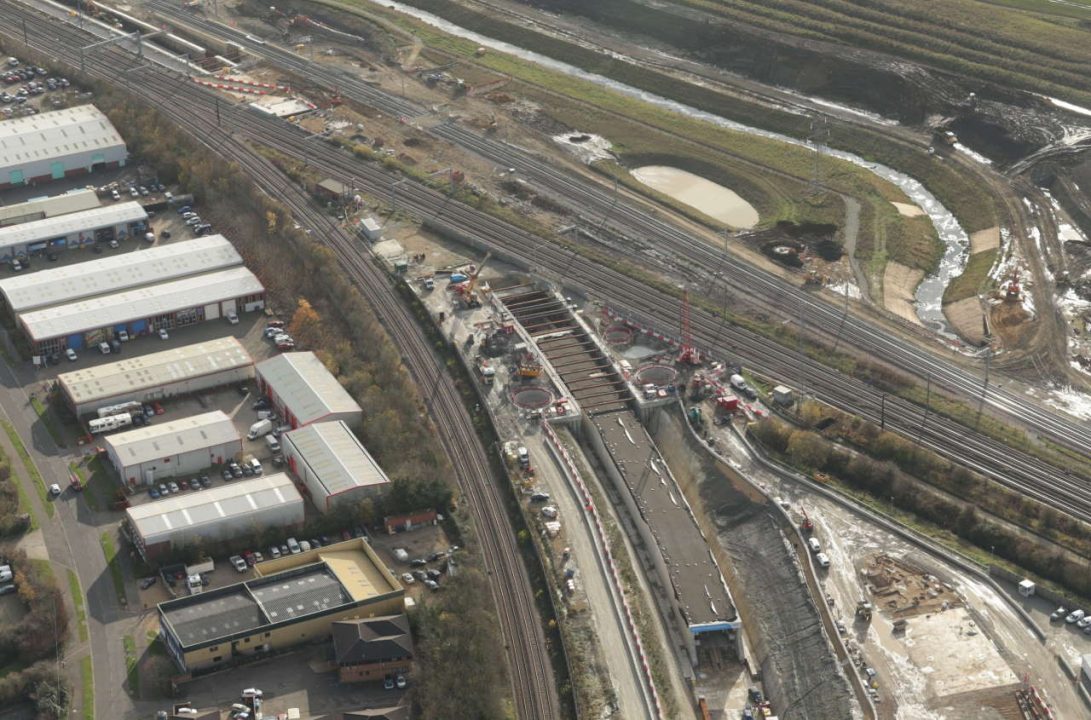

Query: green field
675,0,1091,106
99,532,126,606
67,569,88,643
944,249,999,304
80,655,94,720
123,635,139,696
2,420,52,517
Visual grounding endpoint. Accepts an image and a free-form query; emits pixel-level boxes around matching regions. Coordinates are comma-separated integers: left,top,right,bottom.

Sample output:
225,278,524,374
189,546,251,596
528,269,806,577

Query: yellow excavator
461,251,491,308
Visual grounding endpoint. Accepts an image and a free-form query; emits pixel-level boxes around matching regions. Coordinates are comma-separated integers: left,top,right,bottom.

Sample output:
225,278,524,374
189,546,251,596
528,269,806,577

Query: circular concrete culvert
604,324,635,348
635,364,678,387
512,386,555,410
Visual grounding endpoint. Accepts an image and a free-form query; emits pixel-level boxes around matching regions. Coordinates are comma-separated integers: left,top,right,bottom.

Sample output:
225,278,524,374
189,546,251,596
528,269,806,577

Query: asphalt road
0,342,135,719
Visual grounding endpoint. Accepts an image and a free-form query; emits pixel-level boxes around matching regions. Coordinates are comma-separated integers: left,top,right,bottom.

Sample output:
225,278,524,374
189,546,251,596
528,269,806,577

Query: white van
265,434,281,453
807,537,821,554
815,553,830,568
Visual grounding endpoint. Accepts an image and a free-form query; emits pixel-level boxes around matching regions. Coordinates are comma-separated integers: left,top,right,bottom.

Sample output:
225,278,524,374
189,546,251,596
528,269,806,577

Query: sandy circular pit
511,386,554,409
635,364,678,387
631,166,759,229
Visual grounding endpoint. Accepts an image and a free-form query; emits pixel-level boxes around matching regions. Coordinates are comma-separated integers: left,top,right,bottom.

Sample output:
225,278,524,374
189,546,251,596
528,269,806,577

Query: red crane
677,289,702,366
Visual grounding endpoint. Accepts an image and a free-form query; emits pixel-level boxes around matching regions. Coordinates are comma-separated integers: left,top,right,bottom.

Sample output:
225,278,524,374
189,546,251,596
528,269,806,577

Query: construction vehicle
855,600,873,623
1005,269,1021,301
452,251,491,308
476,357,496,385
516,351,542,379
687,406,703,429
677,290,702,366
800,508,814,534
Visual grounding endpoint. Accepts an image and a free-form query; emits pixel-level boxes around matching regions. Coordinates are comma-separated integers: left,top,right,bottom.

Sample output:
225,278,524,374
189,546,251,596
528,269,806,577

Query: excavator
457,251,491,309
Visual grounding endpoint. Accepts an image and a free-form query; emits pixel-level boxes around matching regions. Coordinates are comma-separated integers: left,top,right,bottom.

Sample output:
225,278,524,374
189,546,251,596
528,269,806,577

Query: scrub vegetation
753,402,1091,600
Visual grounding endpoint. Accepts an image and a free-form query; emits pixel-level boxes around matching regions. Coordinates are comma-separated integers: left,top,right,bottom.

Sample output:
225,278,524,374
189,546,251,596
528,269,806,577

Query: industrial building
282,421,390,513
0,188,100,227
0,105,127,190
19,266,266,356
0,235,243,313
0,201,146,261
255,352,363,429
105,410,242,487
158,538,404,673
128,473,303,561
333,615,413,683
58,337,253,417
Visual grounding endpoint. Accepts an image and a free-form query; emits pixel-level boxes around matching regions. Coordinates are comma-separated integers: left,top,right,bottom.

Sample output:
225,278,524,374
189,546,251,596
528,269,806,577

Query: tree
786,430,830,469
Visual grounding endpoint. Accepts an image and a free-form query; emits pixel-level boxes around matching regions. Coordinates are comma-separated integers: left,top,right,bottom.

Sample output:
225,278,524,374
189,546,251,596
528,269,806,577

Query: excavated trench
647,409,854,720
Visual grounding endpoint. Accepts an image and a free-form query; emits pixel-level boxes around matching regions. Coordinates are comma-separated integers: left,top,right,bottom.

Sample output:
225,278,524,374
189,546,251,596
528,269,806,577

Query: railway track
0,7,562,719
14,0,1090,529
140,1,1091,467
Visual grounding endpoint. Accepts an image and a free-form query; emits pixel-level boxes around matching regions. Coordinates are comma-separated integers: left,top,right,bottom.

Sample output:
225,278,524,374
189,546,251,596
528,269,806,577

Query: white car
401,572,415,585
815,552,830,568
1066,609,1085,624
230,556,247,573
48,483,61,498
117,330,129,342
98,342,111,355
240,688,263,699
226,311,239,325
1078,615,1091,629
158,328,169,340
65,348,77,362
110,189,120,201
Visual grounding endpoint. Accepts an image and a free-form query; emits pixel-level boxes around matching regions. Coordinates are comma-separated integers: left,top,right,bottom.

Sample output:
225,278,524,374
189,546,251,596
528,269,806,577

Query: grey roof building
282,421,390,512
332,615,413,667
0,105,127,190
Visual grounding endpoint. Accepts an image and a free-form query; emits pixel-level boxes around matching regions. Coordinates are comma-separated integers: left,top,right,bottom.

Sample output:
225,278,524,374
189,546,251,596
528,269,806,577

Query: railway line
12,0,1091,529
141,1,1091,446
0,6,562,720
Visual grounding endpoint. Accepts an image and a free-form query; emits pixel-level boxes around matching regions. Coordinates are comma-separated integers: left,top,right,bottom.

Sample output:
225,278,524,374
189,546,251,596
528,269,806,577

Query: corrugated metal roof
0,201,146,252
256,352,361,426
58,336,252,405
128,473,301,549
0,188,100,225
0,235,242,312
106,410,239,467
0,105,125,170
20,266,264,341
284,421,389,499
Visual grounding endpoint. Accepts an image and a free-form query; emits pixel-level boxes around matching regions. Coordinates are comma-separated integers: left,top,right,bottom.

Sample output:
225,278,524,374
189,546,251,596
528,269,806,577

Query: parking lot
369,524,458,599
178,646,406,718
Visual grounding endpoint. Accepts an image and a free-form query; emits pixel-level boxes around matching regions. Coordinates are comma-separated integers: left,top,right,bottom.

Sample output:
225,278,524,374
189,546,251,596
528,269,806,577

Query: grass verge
99,532,126,606
123,634,139,697
67,569,88,643
1,419,52,518
943,248,998,304
80,655,93,720
30,396,67,449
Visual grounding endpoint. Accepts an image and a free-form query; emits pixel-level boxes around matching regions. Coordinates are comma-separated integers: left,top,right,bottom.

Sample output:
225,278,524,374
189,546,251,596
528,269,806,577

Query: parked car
1051,606,1067,622
177,478,188,491
148,486,160,500
426,568,442,581
139,576,157,590
65,348,77,362
412,570,427,582
108,238,119,249
251,551,264,564
222,468,233,481
395,674,407,690
48,483,61,498
383,676,395,691
0,583,15,596
1066,609,1086,624
110,189,120,200
117,330,129,342
198,475,211,489
167,481,179,494
139,186,149,196
424,579,440,591
815,552,830,568
230,556,247,573
158,484,168,497
226,311,239,325
410,558,427,567
400,572,415,585
287,538,301,554
268,546,281,559
158,328,169,340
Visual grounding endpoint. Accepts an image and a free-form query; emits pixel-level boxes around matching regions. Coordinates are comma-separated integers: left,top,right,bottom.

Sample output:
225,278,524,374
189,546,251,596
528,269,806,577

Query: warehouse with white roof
0,105,127,190
127,473,303,560
282,421,390,512
0,235,243,313
58,337,254,417
19,265,265,356
256,352,363,429
0,188,100,227
0,201,146,261
105,410,242,488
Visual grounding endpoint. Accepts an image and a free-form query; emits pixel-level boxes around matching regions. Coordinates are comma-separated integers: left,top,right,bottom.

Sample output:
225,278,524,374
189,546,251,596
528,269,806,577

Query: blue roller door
130,319,147,334
114,324,128,334
67,334,83,350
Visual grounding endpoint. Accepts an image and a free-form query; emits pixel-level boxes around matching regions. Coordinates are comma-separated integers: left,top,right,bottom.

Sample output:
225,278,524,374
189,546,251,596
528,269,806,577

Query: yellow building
158,538,404,674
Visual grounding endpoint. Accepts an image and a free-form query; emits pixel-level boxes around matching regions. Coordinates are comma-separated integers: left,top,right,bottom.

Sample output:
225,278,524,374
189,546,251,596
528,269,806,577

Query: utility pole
383,178,406,228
